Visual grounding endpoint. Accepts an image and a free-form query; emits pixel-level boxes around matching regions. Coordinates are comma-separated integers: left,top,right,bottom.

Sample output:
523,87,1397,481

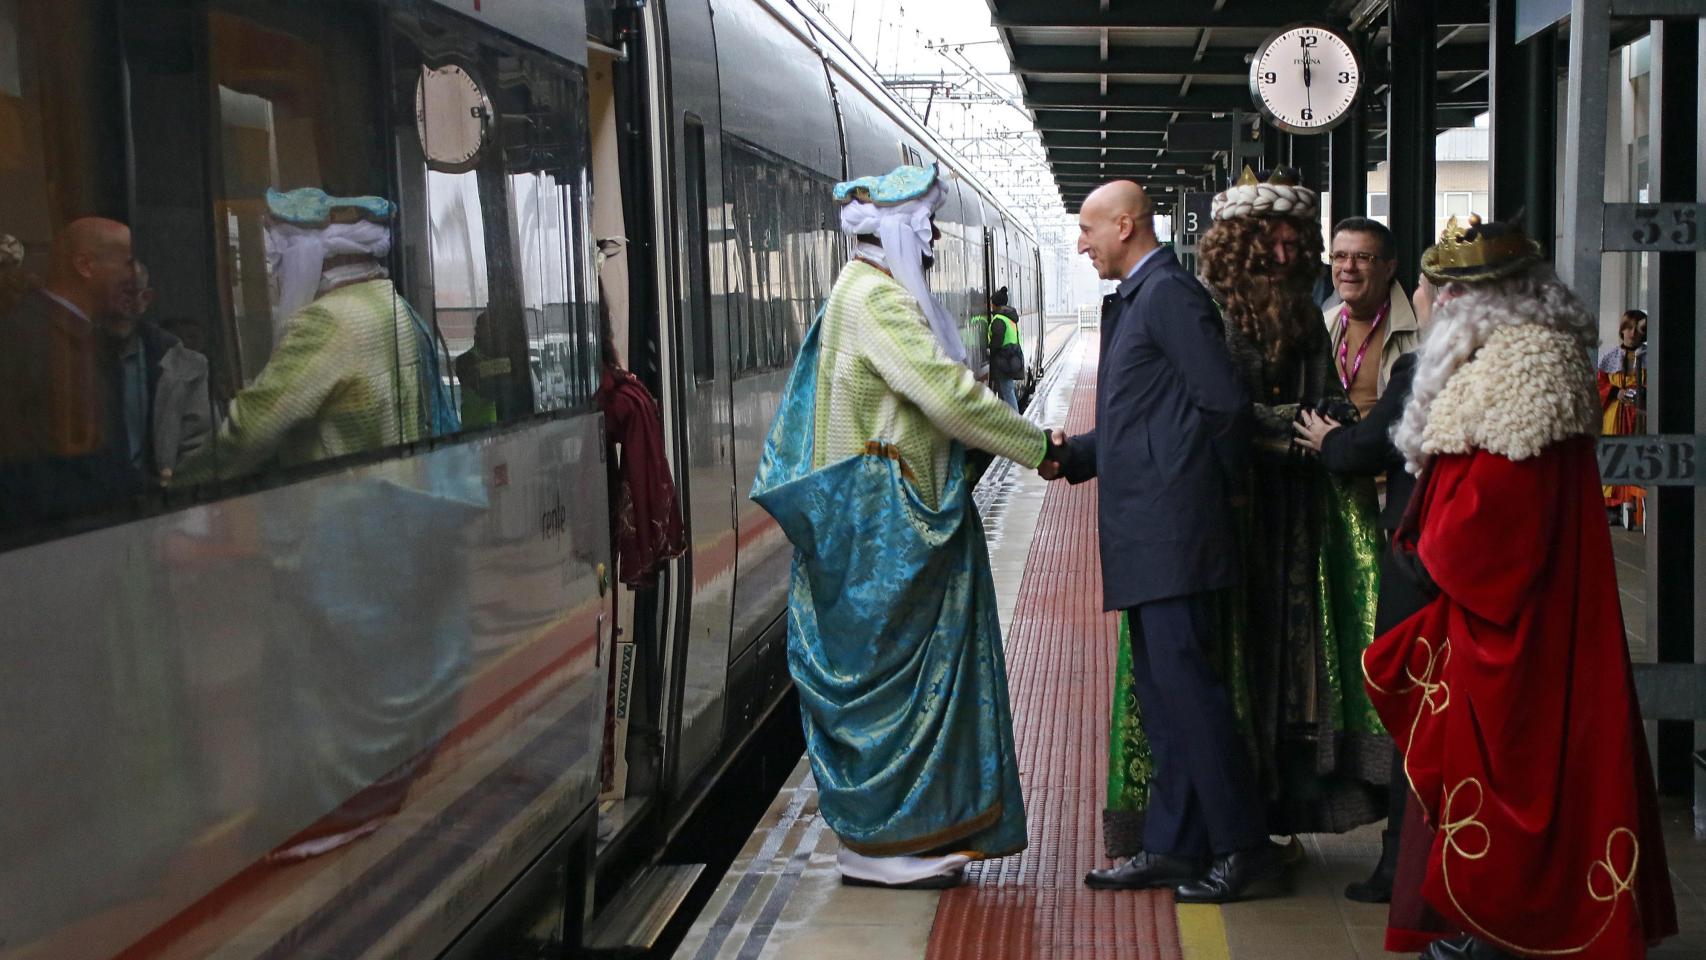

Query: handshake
1038,428,1068,481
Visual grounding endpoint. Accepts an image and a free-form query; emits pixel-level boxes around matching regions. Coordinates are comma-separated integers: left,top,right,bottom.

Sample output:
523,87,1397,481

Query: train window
0,0,134,539
392,12,597,426
684,116,714,381
725,140,835,377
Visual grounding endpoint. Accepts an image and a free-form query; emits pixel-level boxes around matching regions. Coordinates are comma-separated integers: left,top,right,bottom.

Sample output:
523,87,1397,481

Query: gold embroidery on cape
1437,787,1640,956
1362,634,1452,813
1368,634,1644,954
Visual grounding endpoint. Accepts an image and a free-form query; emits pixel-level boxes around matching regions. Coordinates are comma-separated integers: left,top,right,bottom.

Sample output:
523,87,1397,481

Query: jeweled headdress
1420,215,1542,284
1211,165,1319,221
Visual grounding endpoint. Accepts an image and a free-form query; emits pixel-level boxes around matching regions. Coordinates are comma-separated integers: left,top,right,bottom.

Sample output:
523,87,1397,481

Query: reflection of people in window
174,188,457,483
107,262,213,484
454,311,531,427
0,218,142,528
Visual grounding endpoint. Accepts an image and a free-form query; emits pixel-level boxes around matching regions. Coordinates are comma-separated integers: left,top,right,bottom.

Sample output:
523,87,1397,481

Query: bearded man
751,163,1056,889
1193,167,1387,838
1365,219,1676,960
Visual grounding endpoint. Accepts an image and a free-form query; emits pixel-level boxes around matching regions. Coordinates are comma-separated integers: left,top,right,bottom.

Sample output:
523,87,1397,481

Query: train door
583,0,727,831
656,0,740,797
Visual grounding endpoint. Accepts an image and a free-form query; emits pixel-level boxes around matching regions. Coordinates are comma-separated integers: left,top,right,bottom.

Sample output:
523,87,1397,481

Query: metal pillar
1290,133,1327,204
1558,0,1612,306
1695,14,1706,832
1490,3,1558,229
1329,97,1368,225
1648,15,1703,808
1260,125,1284,173
1388,0,1437,288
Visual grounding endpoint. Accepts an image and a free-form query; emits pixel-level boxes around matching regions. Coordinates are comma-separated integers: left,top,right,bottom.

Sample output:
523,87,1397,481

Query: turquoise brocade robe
751,316,1027,859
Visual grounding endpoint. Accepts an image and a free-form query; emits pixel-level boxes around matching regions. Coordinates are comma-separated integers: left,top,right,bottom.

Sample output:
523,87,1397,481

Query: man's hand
1292,410,1340,453
1038,428,1067,480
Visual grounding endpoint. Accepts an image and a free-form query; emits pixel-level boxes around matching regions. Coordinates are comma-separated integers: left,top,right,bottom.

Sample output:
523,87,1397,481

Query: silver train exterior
0,0,1045,957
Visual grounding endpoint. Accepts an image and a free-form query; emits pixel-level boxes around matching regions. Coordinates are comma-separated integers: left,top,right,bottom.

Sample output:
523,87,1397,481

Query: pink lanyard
1335,300,1389,391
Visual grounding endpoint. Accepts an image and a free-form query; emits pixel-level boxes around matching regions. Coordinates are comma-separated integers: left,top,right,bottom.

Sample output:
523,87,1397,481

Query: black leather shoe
1419,936,1474,960
1084,850,1205,890
1345,828,1399,903
1465,938,1519,960
1172,842,1292,903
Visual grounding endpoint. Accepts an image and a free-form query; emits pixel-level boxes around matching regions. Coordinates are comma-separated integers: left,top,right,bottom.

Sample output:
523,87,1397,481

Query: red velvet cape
1363,438,1676,959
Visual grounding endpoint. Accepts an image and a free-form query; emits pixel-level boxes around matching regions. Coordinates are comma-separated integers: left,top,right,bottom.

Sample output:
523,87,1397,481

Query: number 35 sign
1603,203,1706,252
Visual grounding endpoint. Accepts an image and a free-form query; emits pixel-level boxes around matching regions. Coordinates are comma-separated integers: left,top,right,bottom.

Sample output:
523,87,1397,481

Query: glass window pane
0,0,154,539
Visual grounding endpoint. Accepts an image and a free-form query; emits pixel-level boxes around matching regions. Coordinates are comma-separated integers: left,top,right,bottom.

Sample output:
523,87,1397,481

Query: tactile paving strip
926,343,1185,960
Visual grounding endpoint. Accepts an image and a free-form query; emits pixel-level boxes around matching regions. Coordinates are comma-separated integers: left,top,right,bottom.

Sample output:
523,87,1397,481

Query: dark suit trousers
1125,593,1266,858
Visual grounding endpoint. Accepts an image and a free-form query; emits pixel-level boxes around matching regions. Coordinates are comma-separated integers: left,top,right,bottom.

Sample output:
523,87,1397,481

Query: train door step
582,862,706,954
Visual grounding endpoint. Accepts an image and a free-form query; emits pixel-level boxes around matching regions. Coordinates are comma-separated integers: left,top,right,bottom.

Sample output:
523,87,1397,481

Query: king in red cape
1363,218,1676,960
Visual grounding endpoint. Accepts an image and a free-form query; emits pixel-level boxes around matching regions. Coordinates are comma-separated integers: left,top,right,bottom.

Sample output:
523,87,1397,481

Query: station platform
674,338,1706,960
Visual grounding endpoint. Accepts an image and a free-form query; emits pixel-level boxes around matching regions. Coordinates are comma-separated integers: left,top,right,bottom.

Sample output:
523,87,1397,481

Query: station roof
982,0,1494,211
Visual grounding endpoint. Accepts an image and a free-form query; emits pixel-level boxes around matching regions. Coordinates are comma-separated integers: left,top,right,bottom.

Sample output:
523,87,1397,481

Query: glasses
1330,251,1387,265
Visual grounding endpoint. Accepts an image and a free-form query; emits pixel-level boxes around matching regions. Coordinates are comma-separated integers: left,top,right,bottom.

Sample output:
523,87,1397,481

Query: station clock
1249,24,1361,135
416,64,494,173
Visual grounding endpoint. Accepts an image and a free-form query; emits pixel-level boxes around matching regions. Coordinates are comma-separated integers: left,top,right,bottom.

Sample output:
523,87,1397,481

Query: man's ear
1117,214,1134,243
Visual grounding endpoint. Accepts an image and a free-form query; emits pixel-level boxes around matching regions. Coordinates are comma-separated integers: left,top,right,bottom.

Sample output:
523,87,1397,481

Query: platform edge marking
1174,903,1230,960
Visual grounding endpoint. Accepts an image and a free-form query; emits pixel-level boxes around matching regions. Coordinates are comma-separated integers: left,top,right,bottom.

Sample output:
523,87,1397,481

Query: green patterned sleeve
860,282,1047,468
174,304,351,482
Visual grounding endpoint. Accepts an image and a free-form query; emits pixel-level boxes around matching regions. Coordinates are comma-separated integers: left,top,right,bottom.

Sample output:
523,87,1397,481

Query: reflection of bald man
0,217,143,528
1048,180,1281,901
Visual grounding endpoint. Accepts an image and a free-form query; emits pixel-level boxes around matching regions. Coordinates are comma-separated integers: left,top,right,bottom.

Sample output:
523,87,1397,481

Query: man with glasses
1320,218,1419,418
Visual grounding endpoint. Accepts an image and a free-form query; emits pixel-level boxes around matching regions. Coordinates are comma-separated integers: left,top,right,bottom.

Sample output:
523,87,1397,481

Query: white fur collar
1421,324,1600,462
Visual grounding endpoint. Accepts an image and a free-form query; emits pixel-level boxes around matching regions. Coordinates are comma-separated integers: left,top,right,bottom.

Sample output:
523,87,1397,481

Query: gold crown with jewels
1420,215,1543,283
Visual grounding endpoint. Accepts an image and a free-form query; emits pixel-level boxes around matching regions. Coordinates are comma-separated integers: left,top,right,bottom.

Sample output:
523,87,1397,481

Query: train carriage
0,1,1045,956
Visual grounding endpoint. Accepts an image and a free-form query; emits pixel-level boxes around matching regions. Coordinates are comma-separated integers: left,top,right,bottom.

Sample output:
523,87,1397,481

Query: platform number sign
1603,203,1706,252
1182,192,1214,238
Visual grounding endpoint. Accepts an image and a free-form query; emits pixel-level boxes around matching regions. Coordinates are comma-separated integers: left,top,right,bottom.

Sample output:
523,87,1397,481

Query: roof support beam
1031,110,1176,133
1041,131,1167,149
1010,45,1252,78
991,0,1334,30
1024,82,1252,112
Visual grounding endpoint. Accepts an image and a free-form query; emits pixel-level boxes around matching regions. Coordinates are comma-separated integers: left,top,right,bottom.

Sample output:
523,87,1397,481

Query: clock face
416,64,492,173
1250,25,1360,135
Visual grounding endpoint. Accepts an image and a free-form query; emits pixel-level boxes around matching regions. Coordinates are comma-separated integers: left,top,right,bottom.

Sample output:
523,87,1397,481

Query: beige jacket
1322,278,1420,399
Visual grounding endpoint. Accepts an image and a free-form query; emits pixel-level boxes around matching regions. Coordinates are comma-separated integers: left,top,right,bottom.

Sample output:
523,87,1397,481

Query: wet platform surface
673,334,1706,960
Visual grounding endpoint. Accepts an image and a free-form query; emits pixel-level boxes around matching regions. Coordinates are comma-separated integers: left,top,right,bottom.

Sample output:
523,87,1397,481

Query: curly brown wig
1198,215,1323,363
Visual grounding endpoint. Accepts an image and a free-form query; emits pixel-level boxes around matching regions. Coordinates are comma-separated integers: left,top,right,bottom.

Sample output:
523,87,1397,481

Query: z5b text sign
1598,435,1702,487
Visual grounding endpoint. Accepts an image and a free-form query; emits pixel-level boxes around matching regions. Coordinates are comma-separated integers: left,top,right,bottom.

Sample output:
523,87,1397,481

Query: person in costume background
1193,167,1387,838
750,163,1058,889
1597,308,1646,522
1365,218,1675,960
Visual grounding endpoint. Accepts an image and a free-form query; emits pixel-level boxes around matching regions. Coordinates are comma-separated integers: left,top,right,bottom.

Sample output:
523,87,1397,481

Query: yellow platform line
1176,903,1231,960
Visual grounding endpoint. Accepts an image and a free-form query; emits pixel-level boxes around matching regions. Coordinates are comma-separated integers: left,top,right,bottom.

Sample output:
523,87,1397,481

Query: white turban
838,182,968,366
264,219,393,334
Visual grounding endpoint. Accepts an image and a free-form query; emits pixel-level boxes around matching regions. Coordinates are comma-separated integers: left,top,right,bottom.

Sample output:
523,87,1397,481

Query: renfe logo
541,492,567,540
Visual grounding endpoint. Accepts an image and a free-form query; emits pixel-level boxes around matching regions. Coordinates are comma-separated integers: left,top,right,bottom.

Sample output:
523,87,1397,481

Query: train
0,0,1047,957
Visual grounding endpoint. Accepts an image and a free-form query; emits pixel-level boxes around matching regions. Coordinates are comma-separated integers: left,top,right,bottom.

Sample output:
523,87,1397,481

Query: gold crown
1421,215,1542,282
1232,165,1300,187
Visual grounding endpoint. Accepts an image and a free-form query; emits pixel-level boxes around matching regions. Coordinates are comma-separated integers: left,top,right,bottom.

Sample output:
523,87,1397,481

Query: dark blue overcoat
1062,249,1252,611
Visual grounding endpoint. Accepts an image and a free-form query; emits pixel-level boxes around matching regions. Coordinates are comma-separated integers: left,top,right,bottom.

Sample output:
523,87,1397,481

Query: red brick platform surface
926,346,1185,960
